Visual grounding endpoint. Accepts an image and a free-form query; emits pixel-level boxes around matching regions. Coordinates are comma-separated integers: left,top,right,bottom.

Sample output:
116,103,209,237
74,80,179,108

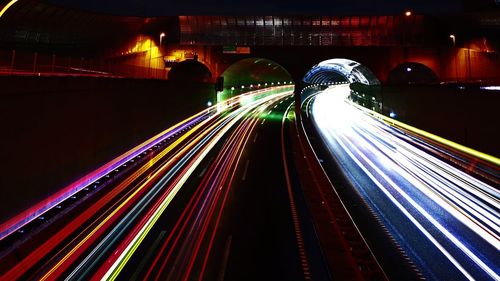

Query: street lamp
450,34,458,81
449,34,456,47
405,10,412,17
160,32,166,46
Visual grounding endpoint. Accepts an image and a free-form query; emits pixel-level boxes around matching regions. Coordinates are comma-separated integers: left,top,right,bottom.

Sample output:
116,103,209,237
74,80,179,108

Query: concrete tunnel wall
0,76,215,222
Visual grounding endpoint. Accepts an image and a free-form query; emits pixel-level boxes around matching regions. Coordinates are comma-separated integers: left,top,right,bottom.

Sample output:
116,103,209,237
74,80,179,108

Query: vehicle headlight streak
88,104,256,279
36,113,221,281
0,86,293,241
62,113,231,280
158,103,268,281
100,91,293,280
352,102,500,167
350,121,500,242
310,85,499,280
139,100,281,281
0,111,207,240
1,86,291,280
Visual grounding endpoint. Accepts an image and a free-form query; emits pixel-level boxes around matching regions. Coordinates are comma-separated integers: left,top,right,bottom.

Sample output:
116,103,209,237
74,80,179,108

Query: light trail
0,0,18,19
101,92,293,280
100,106,256,279
0,111,208,240
310,85,499,281
58,114,224,280
0,85,293,242
1,86,293,280
60,103,247,279
4,111,216,280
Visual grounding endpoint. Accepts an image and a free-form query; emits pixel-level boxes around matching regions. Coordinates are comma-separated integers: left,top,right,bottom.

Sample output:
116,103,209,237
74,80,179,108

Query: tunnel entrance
300,58,380,106
218,58,293,102
168,59,212,82
387,62,438,85
302,58,380,86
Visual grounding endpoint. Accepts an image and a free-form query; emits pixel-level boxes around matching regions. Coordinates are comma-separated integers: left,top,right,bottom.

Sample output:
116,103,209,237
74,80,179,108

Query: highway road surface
307,85,499,281
0,86,329,280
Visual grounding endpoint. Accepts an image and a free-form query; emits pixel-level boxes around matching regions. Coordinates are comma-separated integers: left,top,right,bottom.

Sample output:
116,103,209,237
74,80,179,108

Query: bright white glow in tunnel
303,58,380,85
480,86,500,91
311,85,499,280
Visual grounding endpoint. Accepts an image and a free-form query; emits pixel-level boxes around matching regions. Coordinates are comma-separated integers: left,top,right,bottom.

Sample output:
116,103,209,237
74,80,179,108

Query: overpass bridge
0,0,499,84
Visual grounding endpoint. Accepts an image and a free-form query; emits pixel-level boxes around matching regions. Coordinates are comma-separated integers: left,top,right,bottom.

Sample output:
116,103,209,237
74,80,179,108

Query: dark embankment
0,75,214,221
381,85,500,157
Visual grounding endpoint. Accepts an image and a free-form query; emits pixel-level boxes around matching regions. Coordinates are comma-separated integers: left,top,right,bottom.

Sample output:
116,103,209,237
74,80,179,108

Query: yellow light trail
105,115,242,280
313,86,499,280
39,114,218,281
348,99,500,167
0,0,18,18
103,92,293,280
5,86,291,281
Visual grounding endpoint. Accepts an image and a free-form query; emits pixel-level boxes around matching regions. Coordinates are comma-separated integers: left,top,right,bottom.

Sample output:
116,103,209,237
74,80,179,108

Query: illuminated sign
223,46,251,54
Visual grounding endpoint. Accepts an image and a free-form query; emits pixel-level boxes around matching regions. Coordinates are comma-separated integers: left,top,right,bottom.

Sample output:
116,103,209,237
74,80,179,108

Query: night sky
46,0,468,16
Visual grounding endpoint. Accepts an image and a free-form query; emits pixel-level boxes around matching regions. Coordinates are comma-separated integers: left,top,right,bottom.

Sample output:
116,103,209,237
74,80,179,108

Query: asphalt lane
208,96,329,281
307,86,499,281
2,88,332,281
219,97,303,280
112,93,328,281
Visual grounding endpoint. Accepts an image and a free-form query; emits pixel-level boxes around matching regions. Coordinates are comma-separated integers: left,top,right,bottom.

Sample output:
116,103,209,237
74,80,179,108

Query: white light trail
311,85,500,280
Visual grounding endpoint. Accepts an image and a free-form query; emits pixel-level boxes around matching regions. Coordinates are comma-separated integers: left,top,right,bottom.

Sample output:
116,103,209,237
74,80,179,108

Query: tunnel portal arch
219,58,293,101
387,62,438,85
168,59,212,82
303,58,380,86
221,58,292,87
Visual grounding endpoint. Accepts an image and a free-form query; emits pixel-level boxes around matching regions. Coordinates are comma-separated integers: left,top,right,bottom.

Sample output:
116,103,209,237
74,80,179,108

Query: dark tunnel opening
387,62,439,85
